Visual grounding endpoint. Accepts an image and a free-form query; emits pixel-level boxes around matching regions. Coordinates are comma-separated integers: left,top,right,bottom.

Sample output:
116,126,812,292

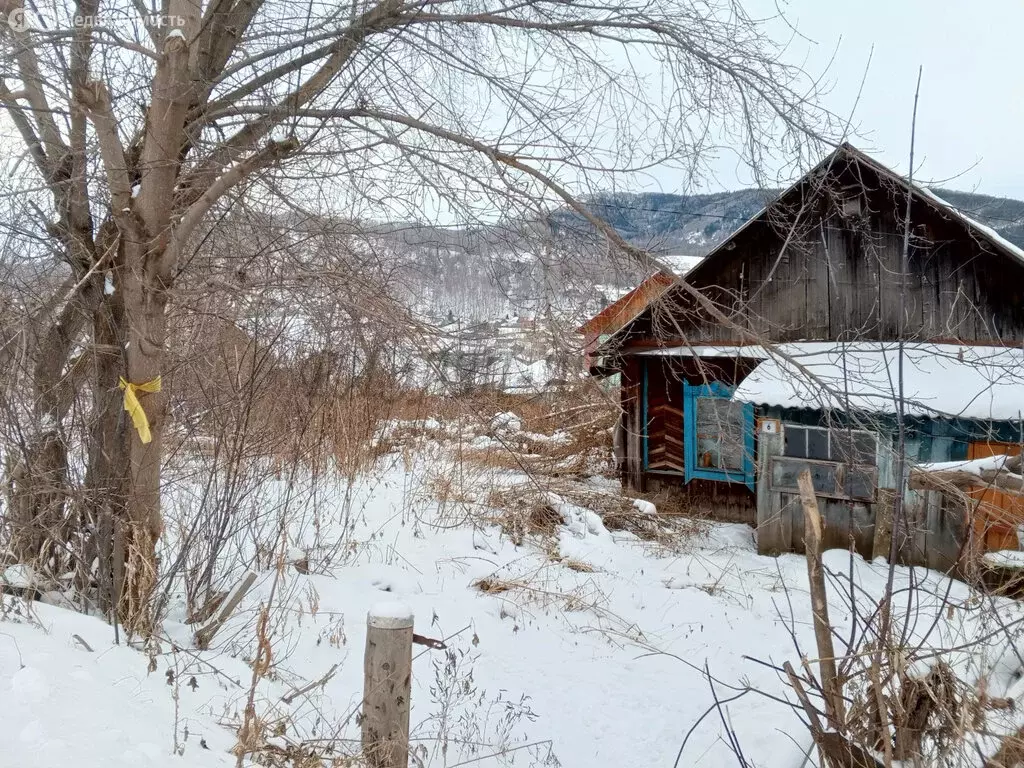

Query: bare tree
0,0,831,630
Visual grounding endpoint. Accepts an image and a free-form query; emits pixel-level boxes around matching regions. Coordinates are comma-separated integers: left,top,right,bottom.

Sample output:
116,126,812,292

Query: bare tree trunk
120,269,168,632
89,245,169,633
84,281,127,615
74,238,168,632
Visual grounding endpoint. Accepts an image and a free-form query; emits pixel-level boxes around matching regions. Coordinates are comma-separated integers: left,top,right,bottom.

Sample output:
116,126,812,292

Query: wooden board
968,441,1024,553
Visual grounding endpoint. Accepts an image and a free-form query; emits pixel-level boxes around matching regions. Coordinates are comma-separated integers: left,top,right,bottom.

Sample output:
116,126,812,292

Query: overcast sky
691,0,1024,199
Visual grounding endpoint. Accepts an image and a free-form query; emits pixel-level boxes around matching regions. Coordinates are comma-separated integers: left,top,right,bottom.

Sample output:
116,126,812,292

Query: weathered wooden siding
643,359,685,473
627,159,1024,347
755,411,1021,570
637,357,759,522
899,489,967,573
754,418,876,558
646,474,756,525
620,358,644,491
965,441,1024,553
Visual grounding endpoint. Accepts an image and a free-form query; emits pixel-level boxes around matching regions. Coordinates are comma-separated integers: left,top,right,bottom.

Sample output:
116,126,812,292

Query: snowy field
2,432,1024,767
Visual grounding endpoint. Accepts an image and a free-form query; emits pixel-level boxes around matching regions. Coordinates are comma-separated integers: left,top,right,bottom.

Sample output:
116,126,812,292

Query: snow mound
2,564,39,590
0,601,235,767
546,492,607,538
491,411,523,433
983,550,1024,569
632,499,657,516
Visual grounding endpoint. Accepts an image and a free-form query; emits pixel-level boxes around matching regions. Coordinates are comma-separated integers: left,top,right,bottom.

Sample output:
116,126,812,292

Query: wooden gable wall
625,159,1024,347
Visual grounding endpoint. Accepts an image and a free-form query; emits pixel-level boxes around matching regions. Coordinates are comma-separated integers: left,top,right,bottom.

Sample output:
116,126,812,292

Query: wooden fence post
797,469,846,731
755,422,785,555
363,602,414,768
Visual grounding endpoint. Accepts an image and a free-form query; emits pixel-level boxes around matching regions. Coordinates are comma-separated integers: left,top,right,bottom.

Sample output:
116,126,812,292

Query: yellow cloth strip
119,376,162,444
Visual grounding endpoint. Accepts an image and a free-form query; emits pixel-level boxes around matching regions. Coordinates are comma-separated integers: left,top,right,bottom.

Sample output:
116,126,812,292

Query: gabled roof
576,255,702,338
597,142,1024,352
576,272,673,337
680,142,1024,287
844,143,1024,266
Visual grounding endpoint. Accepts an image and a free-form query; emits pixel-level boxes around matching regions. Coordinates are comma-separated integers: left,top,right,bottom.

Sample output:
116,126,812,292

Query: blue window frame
682,380,755,490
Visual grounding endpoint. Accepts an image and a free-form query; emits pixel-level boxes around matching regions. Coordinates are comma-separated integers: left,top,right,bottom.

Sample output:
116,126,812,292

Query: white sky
688,0,1024,199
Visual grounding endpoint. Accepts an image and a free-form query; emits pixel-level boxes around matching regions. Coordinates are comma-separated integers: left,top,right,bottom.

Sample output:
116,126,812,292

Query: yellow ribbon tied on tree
119,376,162,444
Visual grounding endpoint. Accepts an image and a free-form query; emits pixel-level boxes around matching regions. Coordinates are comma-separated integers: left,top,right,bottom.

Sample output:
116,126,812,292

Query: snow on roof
731,342,1024,421
916,187,1024,267
982,549,1024,569
636,344,770,359
658,254,704,275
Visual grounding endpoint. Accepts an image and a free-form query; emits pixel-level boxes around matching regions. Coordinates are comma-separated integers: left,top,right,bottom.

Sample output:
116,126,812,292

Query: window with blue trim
682,381,755,490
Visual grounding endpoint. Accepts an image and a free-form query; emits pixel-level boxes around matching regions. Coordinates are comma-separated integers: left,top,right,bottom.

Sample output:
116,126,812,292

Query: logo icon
7,7,29,32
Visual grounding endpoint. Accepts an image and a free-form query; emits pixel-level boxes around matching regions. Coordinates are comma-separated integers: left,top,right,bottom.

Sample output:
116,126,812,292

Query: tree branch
165,136,300,268
77,79,137,235
175,0,405,208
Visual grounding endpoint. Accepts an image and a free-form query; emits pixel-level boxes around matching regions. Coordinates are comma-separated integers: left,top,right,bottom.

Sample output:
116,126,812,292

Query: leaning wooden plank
756,430,785,555
797,469,846,730
194,571,258,650
909,454,1024,493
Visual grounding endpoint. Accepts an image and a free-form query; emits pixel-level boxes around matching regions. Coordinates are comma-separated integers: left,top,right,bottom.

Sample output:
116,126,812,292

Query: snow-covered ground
3,434,1024,767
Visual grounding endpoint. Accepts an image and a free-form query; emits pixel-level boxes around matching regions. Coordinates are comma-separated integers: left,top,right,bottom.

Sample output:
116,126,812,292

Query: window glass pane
829,430,855,462
771,458,840,495
771,458,803,489
695,397,745,472
830,430,877,465
807,462,839,494
853,433,877,465
806,428,829,460
784,426,807,458
843,466,876,500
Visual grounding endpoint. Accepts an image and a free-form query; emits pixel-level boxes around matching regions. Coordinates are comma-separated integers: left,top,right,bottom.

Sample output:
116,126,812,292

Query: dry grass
461,447,539,472
483,486,563,545
427,473,483,509
481,475,708,553
551,556,597,573
427,383,712,553
472,575,592,613
435,381,617,477
473,576,525,594
471,565,645,641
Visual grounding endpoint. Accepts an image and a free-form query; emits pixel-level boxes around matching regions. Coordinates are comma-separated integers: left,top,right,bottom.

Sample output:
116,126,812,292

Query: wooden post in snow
362,602,414,768
797,469,846,730
755,421,785,555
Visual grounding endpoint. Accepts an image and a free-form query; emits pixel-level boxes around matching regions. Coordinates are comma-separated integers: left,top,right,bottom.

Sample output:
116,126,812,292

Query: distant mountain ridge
576,188,1024,255
341,185,1024,334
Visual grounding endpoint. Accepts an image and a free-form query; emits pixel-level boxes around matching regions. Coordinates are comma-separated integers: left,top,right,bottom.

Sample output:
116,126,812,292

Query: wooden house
586,143,1024,571
577,255,703,371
